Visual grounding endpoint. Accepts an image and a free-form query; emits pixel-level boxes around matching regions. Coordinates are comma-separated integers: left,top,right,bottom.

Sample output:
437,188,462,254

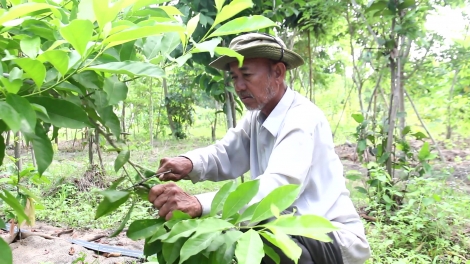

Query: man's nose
233,78,247,92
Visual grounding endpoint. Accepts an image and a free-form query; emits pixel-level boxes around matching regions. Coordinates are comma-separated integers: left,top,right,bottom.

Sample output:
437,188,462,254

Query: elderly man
148,33,371,264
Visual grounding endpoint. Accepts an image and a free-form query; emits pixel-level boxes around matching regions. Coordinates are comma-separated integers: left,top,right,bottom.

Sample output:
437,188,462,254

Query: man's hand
148,182,202,220
157,157,193,181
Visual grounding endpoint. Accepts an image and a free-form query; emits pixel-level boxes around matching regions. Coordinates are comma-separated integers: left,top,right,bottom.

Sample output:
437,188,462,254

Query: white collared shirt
182,88,371,264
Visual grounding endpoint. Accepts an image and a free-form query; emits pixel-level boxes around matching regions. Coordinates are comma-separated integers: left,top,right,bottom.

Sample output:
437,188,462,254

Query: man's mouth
239,94,253,100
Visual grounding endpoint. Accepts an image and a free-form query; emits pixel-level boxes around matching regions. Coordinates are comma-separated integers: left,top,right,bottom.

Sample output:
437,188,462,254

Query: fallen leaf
69,247,75,255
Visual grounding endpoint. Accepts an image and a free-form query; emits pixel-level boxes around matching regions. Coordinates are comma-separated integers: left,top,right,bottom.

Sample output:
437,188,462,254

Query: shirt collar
257,88,295,137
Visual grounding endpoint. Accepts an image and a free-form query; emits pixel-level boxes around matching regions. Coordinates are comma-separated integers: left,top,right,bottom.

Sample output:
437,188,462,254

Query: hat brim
209,45,305,71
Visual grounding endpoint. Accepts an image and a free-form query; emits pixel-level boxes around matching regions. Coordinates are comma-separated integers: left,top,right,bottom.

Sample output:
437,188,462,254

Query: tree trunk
88,129,94,166
95,131,104,171
121,102,126,134
386,56,399,177
224,89,234,130
73,129,78,148
446,68,460,139
211,111,217,142
163,78,177,137
14,132,21,171
307,31,314,102
30,142,36,168
6,131,10,146
229,92,237,127
149,79,154,146
397,36,406,135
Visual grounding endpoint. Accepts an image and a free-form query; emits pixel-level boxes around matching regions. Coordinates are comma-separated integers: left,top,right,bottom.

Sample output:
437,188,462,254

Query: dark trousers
258,207,344,264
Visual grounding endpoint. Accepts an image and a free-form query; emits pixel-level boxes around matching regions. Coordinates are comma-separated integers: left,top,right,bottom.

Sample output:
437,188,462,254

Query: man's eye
243,74,251,77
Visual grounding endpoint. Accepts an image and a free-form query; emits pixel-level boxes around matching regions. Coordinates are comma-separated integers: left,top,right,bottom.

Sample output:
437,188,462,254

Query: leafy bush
96,178,339,264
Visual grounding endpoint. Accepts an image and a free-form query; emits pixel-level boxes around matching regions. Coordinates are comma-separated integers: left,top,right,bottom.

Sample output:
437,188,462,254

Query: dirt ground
2,138,469,264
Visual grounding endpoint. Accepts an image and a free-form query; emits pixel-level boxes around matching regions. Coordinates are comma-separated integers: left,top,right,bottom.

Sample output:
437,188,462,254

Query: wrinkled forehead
228,58,271,73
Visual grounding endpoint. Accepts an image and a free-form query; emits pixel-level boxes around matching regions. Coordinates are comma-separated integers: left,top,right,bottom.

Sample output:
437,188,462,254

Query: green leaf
212,0,253,28
14,58,46,89
0,189,30,225
158,6,183,16
32,123,54,175
0,3,58,26
193,38,222,57
55,82,83,95
60,19,94,57
83,61,165,78
102,24,185,49
215,0,225,11
95,190,131,219
132,0,169,11
0,101,21,132
208,15,277,38
93,0,113,29
261,214,338,242
357,140,367,152
260,230,301,262
162,237,185,264
235,229,264,264
97,106,121,139
251,184,301,224
365,1,387,14
210,180,237,216
0,218,5,229
161,219,199,243
398,0,415,9
222,180,260,219
207,229,243,253
236,201,260,223
20,36,41,58
179,232,220,263
0,77,22,94
351,113,364,123
27,97,90,129
186,13,200,37
104,76,128,105
418,142,430,161
263,244,280,264
109,199,136,237
0,233,12,264
114,150,130,172
412,131,427,140
6,94,36,137
37,50,70,76
0,134,5,167
127,218,165,241
215,47,244,67
192,218,234,237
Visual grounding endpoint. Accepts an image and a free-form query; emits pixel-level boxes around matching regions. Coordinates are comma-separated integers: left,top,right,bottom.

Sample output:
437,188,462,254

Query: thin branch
92,120,146,180
349,0,381,45
404,89,445,162
125,170,172,191
404,36,435,80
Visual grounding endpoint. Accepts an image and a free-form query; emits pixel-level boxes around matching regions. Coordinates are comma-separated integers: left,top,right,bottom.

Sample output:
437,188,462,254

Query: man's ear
273,62,287,80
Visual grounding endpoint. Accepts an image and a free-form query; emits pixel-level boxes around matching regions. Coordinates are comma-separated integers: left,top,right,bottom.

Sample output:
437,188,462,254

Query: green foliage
96,179,338,264
0,235,12,264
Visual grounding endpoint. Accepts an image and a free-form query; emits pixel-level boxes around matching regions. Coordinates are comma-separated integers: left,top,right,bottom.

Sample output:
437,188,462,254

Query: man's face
229,58,277,112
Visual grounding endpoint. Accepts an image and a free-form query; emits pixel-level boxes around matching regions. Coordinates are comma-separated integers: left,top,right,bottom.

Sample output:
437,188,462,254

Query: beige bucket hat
209,33,305,71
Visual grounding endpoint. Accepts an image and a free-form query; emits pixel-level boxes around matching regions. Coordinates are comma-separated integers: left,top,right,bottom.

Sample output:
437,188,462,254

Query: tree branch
404,36,435,80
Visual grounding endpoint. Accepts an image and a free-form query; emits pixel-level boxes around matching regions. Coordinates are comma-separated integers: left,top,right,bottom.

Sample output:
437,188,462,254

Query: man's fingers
158,202,172,219
159,172,181,182
148,184,166,203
